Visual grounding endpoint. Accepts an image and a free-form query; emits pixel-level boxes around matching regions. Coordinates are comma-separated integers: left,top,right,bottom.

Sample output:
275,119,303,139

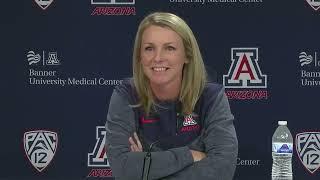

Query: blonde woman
105,12,238,180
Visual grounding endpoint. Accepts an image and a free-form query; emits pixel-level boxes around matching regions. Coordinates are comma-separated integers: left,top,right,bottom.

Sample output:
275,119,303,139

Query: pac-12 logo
88,126,109,167
223,48,267,88
305,0,320,11
34,0,54,10
23,130,58,172
296,132,320,174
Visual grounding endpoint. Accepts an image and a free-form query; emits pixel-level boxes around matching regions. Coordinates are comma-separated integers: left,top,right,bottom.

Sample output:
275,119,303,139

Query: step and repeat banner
2,0,320,179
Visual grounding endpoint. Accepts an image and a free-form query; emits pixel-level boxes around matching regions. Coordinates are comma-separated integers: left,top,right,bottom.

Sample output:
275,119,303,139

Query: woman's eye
166,46,176,51
145,47,153,51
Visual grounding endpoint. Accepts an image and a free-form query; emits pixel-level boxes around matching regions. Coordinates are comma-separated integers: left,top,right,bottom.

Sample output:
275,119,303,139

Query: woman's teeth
152,67,167,72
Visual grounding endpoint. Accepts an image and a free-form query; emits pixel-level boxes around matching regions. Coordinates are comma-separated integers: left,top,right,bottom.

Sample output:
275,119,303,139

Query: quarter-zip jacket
105,78,238,180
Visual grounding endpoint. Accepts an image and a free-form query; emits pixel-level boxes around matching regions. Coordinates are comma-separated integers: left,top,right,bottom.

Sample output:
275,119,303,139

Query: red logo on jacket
181,113,200,132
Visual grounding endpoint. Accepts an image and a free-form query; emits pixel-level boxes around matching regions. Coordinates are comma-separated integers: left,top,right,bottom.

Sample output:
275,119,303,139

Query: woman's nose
153,49,164,63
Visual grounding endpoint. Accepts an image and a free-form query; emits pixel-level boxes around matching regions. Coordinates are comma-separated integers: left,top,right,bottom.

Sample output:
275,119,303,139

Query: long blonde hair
132,12,207,115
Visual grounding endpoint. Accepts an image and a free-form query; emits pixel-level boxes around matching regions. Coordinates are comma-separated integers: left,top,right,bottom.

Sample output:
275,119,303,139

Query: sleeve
163,87,238,180
105,89,194,180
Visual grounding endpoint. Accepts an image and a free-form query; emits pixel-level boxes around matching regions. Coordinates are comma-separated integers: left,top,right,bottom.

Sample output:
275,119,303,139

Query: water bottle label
272,142,293,153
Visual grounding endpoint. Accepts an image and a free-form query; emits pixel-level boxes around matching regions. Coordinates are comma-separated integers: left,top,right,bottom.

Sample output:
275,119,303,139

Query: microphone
142,101,182,180
142,140,160,180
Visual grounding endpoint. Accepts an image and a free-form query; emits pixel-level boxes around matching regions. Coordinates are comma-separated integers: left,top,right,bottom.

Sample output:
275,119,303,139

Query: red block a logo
223,48,267,88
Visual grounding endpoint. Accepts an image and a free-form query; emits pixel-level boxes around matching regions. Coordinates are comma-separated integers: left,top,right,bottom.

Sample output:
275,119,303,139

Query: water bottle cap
278,121,287,126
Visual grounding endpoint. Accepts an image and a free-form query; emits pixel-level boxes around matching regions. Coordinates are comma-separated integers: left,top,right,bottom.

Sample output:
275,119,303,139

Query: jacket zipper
176,111,180,135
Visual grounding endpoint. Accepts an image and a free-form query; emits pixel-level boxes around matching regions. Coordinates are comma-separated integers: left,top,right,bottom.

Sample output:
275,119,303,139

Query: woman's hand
129,132,206,162
129,132,143,152
190,150,206,162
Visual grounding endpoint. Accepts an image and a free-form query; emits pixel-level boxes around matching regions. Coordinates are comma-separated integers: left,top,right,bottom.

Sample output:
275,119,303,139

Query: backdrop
2,0,320,179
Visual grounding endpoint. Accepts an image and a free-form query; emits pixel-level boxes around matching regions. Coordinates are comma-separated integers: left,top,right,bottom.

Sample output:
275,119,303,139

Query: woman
105,12,238,180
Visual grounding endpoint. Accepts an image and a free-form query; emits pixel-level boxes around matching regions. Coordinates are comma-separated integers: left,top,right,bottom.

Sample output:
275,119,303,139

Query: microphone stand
142,102,181,180
142,140,160,180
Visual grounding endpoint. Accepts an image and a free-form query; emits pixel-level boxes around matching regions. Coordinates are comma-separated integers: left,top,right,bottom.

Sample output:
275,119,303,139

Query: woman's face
140,25,188,87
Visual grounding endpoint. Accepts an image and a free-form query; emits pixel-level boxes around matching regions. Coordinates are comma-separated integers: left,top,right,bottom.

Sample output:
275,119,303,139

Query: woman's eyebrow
142,42,176,45
163,42,176,45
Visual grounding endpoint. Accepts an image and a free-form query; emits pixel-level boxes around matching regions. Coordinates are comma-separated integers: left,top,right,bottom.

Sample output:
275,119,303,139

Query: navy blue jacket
105,79,238,180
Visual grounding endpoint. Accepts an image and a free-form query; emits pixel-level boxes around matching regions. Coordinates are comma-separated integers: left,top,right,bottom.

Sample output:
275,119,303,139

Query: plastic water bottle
271,121,293,180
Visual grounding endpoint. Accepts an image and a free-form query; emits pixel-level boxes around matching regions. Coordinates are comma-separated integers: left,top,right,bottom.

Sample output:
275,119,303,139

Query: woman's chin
149,78,170,87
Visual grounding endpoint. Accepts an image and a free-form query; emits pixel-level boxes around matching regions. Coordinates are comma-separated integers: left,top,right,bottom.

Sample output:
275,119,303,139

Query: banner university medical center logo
305,0,320,11
23,130,58,172
27,50,60,66
34,0,54,10
299,52,314,66
296,132,320,174
299,51,320,87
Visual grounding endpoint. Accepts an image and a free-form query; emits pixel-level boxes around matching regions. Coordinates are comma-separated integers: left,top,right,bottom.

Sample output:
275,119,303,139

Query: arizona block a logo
91,0,135,5
296,132,320,174
24,130,58,172
183,114,198,126
223,48,267,88
88,126,109,167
